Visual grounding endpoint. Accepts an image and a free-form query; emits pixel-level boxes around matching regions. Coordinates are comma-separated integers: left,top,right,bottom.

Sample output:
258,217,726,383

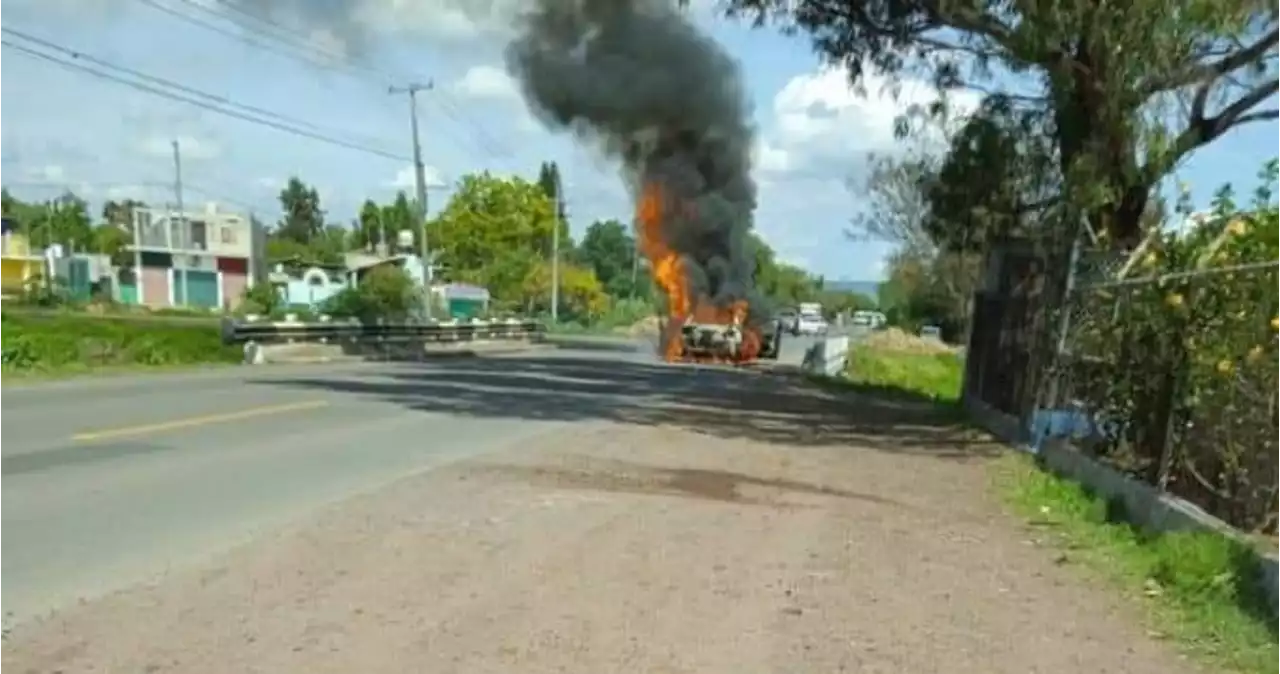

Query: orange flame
635,180,761,364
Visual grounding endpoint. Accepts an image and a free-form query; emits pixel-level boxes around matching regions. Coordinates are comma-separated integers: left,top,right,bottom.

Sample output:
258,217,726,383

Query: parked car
794,312,829,336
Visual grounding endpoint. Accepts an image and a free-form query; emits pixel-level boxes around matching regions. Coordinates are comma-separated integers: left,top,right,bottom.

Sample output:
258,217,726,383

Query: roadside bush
1,312,241,374
323,265,422,322
845,346,965,403
1066,163,1279,532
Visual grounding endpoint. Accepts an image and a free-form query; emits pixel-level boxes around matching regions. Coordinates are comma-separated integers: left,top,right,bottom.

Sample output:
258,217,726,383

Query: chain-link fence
1042,250,1278,533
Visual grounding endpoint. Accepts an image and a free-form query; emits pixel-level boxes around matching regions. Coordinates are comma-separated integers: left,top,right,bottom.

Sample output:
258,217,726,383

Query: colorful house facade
1,219,46,296
126,203,257,310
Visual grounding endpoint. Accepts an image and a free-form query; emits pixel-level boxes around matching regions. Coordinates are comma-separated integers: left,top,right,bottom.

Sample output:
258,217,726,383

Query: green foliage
713,0,1276,244
577,219,645,298
428,172,563,305
844,346,964,404
536,161,567,222
996,453,1277,674
877,251,979,340
276,176,324,245
522,259,610,322
922,104,1054,252
237,282,283,317
323,265,421,322
1,311,240,374
1066,164,1279,532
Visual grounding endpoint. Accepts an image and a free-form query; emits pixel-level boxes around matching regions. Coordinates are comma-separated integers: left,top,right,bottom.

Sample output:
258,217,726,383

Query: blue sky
2,0,1276,281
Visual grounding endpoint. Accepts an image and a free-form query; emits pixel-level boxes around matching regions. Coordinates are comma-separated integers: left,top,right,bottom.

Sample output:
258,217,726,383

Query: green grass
995,453,1278,674
2,311,241,379
828,346,965,404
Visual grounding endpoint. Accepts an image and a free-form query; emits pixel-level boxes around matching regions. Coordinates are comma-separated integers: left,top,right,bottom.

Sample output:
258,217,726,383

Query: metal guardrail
221,315,547,346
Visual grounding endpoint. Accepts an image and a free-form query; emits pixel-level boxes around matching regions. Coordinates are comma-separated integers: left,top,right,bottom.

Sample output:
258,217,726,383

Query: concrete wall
133,206,253,259
281,267,350,308
202,215,253,258
963,391,1278,617
1038,439,1278,616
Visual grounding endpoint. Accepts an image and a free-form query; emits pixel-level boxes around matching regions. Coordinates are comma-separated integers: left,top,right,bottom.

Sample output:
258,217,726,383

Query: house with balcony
1,217,46,297
127,203,258,309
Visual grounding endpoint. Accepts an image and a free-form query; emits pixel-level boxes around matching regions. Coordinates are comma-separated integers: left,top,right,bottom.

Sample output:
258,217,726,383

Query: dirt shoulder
3,421,1197,674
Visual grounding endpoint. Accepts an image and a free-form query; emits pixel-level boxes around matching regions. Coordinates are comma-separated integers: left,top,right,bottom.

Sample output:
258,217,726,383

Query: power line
141,0,516,160
1,31,412,162
137,0,630,213
3,25,402,152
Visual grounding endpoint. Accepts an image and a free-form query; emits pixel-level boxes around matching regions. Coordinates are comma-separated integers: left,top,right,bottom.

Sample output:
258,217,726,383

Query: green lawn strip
809,345,965,405
993,453,1278,674
2,311,242,378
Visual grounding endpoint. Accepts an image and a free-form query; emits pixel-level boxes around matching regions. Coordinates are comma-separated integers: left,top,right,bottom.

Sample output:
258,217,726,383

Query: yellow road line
71,400,331,442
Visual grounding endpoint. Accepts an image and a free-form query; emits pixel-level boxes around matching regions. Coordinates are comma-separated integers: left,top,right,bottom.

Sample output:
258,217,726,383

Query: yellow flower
1247,346,1265,362
1216,360,1234,375
1166,293,1185,308
1225,219,1247,236
1272,316,1279,331
1142,252,1158,267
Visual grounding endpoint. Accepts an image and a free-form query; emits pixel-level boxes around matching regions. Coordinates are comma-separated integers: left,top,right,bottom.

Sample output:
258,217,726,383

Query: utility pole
172,139,188,307
630,233,640,300
388,81,435,317
550,173,562,323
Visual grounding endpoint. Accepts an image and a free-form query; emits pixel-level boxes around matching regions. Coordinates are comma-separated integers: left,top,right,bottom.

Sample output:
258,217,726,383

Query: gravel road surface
2,351,1196,673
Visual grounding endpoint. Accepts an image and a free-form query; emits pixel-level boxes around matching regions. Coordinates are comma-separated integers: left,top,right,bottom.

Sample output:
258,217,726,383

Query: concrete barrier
245,337,547,365
1038,439,1278,616
801,335,850,377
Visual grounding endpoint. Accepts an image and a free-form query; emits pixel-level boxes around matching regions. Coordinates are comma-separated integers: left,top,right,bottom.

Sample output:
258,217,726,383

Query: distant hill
824,279,880,302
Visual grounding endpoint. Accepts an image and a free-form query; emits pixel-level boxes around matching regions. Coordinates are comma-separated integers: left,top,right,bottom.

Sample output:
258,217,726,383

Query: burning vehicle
679,320,783,362
507,0,771,364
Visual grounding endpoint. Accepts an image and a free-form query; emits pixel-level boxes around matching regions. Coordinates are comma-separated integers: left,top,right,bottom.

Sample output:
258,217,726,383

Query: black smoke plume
504,0,765,323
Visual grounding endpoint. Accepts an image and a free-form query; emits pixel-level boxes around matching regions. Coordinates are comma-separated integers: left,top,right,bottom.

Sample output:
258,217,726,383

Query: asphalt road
2,359,575,626
1,334,834,627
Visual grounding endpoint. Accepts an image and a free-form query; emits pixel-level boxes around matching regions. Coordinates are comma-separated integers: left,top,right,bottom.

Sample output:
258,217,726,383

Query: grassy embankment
1,309,241,380
836,330,1276,674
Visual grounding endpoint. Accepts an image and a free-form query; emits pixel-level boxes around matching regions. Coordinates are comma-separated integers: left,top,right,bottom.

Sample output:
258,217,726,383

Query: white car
794,313,828,336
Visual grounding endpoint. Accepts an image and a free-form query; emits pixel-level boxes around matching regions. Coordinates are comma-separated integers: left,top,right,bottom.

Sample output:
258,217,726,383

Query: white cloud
25,164,67,182
102,183,158,200
388,164,447,190
759,65,981,181
351,0,524,45
138,134,222,161
455,65,521,101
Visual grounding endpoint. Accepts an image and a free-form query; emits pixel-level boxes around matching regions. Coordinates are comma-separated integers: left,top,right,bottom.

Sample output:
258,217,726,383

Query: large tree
577,219,638,297
381,191,416,248
536,161,565,217
713,0,1278,247
427,172,560,303
101,199,146,230
276,177,324,244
